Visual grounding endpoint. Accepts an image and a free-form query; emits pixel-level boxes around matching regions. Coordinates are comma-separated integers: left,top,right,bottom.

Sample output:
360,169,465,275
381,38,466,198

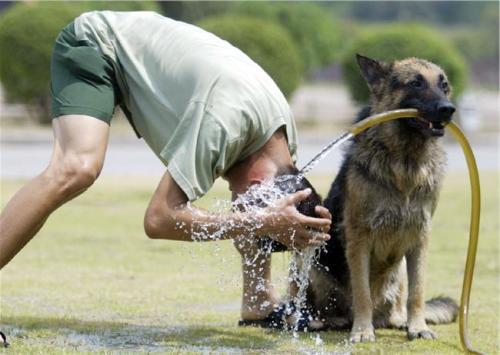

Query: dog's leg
406,237,436,340
388,259,408,329
346,236,375,342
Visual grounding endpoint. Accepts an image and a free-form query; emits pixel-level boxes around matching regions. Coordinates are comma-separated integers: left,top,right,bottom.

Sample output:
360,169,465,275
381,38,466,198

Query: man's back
73,11,297,200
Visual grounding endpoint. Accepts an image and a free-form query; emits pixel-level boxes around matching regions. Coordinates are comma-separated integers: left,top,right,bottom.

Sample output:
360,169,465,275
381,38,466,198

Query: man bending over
0,11,331,326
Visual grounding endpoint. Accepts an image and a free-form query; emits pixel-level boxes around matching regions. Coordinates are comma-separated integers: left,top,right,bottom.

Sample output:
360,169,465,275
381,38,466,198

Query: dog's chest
389,154,441,197
358,147,444,260
361,141,443,218
369,184,435,230
369,194,432,260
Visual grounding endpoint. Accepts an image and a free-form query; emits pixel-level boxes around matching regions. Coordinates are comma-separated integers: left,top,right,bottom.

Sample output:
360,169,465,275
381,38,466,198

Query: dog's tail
425,296,459,324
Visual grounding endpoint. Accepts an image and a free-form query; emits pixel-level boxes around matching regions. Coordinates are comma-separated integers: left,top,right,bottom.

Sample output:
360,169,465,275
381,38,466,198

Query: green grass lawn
1,172,498,354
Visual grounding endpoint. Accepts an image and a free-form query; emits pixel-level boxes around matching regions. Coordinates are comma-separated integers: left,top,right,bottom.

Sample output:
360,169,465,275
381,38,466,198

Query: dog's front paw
349,326,375,343
407,326,436,340
388,313,407,329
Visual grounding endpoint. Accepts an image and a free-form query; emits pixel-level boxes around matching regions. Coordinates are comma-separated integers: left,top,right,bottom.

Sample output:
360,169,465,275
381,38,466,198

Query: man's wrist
256,212,274,236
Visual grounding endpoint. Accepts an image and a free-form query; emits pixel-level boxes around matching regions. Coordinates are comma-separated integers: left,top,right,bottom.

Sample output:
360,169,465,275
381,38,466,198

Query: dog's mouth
407,117,446,137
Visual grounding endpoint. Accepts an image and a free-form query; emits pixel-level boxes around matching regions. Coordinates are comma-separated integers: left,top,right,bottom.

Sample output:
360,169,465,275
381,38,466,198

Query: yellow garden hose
347,109,482,354
443,122,482,355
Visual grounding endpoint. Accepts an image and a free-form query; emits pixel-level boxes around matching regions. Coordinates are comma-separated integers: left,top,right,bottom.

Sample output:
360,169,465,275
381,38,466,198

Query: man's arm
144,171,331,249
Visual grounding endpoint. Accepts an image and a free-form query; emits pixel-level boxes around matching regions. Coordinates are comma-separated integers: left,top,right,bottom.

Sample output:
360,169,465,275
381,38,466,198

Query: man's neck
224,129,294,193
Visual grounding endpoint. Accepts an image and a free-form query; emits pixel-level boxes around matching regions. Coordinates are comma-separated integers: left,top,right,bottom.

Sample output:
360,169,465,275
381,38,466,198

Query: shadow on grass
1,316,464,353
0,315,282,352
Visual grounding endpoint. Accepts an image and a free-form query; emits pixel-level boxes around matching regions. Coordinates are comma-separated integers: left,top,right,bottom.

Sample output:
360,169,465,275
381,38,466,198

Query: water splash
182,175,307,243
287,244,326,333
176,175,333,338
299,132,352,175
177,177,304,297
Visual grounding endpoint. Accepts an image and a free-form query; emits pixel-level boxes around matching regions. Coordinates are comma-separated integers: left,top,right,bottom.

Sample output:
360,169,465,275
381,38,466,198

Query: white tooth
428,122,432,129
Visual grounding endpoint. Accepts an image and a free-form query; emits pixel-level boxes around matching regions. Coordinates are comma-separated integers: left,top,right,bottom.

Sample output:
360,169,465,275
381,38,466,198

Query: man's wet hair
274,167,322,218
260,167,323,252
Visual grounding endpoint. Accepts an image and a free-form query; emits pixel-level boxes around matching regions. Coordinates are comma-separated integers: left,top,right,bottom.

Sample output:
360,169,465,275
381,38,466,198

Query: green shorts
50,22,118,123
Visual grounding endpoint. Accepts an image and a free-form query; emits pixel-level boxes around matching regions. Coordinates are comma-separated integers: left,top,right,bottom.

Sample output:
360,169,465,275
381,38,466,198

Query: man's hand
262,188,331,249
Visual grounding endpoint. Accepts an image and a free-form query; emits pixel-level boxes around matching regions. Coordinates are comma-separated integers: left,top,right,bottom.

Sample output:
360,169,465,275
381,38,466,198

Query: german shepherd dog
303,55,459,342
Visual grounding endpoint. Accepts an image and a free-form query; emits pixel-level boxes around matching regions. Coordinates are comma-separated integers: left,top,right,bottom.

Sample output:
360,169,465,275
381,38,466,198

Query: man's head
258,168,323,253
272,167,322,218
223,127,321,218
225,127,328,253
223,128,294,194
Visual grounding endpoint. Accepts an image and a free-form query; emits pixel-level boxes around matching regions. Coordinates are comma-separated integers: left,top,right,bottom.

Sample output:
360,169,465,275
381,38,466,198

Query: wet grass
1,172,498,354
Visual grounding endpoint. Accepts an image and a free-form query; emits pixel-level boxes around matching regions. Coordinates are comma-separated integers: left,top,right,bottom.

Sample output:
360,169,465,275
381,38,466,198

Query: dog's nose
437,101,456,120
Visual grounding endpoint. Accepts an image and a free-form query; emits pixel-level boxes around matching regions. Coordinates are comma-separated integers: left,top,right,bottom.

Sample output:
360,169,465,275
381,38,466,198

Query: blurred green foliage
198,15,303,98
162,1,342,72
77,1,160,13
230,2,342,71
448,5,499,64
0,3,77,122
0,1,159,123
325,1,496,26
159,1,228,23
341,24,468,103
0,1,495,122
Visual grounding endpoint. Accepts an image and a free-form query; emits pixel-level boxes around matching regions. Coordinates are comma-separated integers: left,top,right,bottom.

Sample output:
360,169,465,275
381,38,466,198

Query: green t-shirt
73,11,298,201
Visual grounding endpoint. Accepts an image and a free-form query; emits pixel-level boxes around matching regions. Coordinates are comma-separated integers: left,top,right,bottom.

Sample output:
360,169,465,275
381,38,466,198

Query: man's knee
44,155,101,196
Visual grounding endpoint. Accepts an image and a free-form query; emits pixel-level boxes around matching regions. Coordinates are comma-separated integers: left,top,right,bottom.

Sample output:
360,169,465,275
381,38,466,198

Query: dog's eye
441,81,449,92
410,80,422,88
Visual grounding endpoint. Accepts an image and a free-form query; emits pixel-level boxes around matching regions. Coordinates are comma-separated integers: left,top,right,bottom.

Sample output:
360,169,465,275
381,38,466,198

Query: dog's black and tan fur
305,55,458,342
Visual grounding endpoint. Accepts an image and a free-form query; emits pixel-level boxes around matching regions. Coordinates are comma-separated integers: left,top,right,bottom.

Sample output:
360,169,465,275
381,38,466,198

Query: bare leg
0,115,109,268
233,235,279,320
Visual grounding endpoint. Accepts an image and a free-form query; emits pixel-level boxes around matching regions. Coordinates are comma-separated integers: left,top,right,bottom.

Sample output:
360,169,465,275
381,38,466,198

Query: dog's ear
356,54,388,88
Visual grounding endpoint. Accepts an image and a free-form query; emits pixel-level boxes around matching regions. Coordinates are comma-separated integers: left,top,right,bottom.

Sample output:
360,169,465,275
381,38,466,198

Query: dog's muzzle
437,100,456,121
408,100,456,137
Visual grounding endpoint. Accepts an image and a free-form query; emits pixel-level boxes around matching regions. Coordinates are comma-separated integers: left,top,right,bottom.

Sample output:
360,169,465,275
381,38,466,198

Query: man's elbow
143,206,176,239
143,214,162,239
